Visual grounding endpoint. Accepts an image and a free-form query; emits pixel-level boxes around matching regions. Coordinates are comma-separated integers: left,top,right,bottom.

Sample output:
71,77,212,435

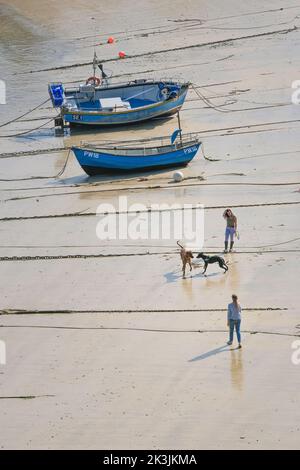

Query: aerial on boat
48,53,190,127
71,129,201,175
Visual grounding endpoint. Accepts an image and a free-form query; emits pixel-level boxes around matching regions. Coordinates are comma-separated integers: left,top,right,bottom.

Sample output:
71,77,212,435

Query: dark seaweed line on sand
1,201,300,222
0,250,299,262
0,395,54,400
18,26,297,74
4,180,300,201
0,147,68,159
0,307,287,315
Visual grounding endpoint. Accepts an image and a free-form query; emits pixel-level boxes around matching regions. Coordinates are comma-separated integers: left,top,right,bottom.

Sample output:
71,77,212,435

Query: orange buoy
107,36,114,44
118,51,126,59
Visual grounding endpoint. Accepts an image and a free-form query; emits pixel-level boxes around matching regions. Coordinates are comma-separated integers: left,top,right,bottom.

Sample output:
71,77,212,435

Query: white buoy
173,171,184,182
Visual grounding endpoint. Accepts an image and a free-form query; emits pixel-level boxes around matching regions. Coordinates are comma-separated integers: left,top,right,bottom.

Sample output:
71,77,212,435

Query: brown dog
177,241,194,278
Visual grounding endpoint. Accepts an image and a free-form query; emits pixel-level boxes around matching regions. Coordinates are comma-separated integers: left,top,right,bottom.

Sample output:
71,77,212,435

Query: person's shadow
189,343,241,362
188,344,230,362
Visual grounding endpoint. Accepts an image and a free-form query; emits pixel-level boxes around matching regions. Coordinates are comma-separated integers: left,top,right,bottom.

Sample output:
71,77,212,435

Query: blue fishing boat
49,53,189,127
71,131,201,175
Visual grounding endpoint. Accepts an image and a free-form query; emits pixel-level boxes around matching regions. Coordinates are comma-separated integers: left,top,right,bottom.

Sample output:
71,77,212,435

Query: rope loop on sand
191,83,232,113
200,142,220,162
54,149,71,178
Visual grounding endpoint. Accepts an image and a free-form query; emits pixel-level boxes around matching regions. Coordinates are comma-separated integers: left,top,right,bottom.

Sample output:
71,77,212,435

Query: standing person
227,294,242,348
223,208,237,253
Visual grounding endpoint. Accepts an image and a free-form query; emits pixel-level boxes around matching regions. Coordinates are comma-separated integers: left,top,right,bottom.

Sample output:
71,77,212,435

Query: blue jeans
229,319,241,343
225,227,235,242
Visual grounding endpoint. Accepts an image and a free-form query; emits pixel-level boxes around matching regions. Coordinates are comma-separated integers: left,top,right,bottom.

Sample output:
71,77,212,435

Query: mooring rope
191,83,233,113
54,149,71,178
0,117,55,139
0,98,50,129
200,142,220,162
191,83,265,114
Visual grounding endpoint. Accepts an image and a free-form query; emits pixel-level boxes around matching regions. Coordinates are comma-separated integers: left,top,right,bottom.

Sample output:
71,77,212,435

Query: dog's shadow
164,270,220,283
192,271,220,279
192,262,222,278
164,271,184,283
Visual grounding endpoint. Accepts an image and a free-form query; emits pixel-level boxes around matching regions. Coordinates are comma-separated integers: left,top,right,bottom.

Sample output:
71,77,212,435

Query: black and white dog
196,252,229,274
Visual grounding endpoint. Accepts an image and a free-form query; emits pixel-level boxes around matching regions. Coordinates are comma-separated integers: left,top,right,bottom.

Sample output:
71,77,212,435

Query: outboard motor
166,84,180,100
158,82,181,100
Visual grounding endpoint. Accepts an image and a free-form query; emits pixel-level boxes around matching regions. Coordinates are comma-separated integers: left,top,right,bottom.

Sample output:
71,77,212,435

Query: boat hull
61,85,188,126
72,142,201,175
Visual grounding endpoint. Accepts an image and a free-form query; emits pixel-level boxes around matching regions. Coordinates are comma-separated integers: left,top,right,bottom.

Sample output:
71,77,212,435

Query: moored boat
71,132,201,175
48,54,189,127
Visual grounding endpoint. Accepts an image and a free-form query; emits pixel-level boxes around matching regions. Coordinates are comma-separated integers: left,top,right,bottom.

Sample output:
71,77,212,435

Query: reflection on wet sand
227,254,240,293
230,349,244,391
0,3,43,45
181,276,194,301
189,344,244,392
0,3,48,69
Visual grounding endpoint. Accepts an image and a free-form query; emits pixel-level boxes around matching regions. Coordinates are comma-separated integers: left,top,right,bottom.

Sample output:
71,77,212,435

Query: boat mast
177,111,183,145
91,17,108,87
93,51,97,80
92,17,97,89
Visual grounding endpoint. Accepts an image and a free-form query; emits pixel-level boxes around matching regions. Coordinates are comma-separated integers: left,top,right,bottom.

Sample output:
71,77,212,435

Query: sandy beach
0,0,300,449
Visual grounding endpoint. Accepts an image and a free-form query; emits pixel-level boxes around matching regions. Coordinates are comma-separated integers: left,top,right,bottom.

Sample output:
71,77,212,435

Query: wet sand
0,0,300,449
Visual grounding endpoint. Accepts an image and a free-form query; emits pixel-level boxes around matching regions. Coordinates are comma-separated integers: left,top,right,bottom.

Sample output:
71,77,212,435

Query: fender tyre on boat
86,76,101,86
